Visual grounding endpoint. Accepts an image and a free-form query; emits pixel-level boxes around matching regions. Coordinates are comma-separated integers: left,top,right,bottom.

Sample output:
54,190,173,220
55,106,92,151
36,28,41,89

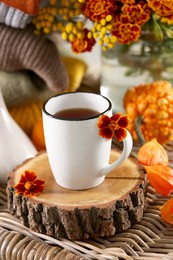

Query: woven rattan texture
1,184,173,259
1,143,173,259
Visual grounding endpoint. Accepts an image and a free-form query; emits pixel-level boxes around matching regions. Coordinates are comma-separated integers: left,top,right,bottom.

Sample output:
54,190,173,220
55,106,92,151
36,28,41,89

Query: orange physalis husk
145,165,173,196
160,198,173,224
137,139,169,166
97,113,129,142
14,170,45,197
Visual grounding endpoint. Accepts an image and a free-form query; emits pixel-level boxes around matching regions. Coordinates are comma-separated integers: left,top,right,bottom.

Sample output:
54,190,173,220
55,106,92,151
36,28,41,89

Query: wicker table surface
1,61,173,259
1,143,173,260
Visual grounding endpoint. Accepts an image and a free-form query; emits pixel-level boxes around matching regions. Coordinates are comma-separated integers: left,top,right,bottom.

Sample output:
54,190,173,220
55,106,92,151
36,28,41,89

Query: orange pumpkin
31,117,46,151
123,80,173,144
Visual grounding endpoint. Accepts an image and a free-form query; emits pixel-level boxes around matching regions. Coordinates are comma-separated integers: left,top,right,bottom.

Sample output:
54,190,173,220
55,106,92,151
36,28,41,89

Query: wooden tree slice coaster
7,149,146,240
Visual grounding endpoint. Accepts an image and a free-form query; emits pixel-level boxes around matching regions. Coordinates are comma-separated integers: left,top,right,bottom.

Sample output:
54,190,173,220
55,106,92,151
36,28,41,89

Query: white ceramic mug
43,92,133,190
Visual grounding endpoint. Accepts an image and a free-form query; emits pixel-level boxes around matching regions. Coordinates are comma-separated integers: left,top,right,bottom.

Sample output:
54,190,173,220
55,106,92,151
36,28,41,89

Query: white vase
0,88,37,184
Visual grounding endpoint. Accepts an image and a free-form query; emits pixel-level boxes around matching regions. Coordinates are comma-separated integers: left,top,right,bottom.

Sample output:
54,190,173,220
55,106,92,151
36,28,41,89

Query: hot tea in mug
43,92,133,190
54,108,99,120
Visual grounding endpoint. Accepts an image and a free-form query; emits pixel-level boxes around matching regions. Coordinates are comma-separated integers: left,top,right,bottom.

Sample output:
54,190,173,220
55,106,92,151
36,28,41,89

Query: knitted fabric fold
0,24,69,92
0,3,32,28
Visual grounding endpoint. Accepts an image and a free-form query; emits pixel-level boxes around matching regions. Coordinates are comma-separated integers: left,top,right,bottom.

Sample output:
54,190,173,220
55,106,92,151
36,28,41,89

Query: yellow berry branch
32,0,118,51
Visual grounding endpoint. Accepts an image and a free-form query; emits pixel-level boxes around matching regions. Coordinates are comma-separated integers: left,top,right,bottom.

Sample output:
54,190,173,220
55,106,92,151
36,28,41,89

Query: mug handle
99,130,133,176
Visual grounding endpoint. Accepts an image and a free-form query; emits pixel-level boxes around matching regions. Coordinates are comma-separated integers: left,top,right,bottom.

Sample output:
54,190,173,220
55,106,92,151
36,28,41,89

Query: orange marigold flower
14,170,45,197
112,21,141,44
122,3,151,26
97,113,129,142
160,198,173,224
147,0,173,16
71,29,96,53
83,0,117,22
145,165,173,196
161,14,173,25
120,0,136,4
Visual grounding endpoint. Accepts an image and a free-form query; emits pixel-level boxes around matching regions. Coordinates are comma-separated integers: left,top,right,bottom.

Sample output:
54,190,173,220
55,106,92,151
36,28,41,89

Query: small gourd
123,80,173,144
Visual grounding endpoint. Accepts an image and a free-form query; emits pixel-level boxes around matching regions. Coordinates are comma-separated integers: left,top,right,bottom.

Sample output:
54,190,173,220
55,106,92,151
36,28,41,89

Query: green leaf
161,25,173,39
152,15,163,41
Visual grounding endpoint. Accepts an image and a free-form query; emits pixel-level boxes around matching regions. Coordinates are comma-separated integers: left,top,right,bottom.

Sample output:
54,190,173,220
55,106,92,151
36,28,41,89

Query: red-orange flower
121,0,136,4
83,0,117,22
14,170,44,197
145,165,173,196
147,0,173,16
112,21,141,44
33,0,173,53
71,29,96,53
97,113,129,142
160,198,173,224
122,3,151,26
161,14,173,25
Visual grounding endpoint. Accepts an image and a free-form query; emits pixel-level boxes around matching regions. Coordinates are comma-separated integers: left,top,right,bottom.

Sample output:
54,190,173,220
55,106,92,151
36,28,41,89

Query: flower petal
24,189,34,197
117,115,129,128
97,115,110,128
34,180,45,186
14,183,25,194
18,174,27,184
99,127,113,139
113,128,127,142
25,170,37,182
33,185,45,195
111,113,121,122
